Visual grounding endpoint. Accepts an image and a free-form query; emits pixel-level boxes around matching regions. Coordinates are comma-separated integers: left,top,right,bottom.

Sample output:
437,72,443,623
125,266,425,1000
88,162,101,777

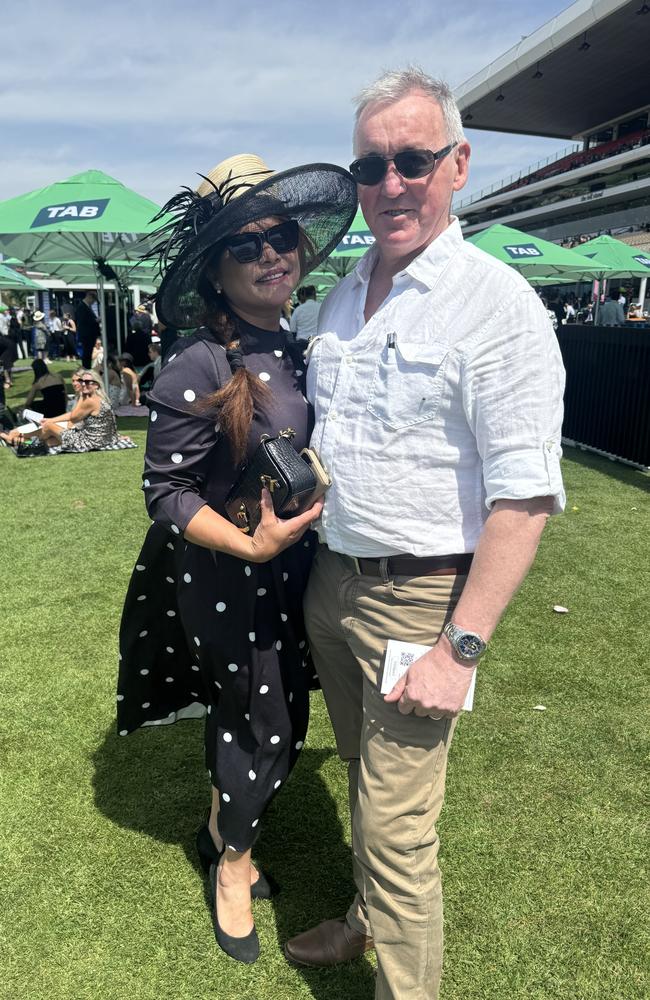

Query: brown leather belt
341,552,473,579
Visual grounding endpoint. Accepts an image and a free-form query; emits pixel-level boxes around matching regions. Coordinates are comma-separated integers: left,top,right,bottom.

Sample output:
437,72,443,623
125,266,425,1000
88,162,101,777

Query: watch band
443,621,486,661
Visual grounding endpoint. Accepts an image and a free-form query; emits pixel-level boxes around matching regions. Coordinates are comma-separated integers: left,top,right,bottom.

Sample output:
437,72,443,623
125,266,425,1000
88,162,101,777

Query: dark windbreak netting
149,165,357,329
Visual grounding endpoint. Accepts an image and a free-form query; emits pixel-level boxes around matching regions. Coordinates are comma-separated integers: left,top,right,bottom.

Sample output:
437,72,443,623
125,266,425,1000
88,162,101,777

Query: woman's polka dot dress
117,322,318,853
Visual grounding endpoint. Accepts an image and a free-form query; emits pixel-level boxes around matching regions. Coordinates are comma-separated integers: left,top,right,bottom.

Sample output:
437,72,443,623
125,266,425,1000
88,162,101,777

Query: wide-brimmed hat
33,310,45,321
148,153,357,329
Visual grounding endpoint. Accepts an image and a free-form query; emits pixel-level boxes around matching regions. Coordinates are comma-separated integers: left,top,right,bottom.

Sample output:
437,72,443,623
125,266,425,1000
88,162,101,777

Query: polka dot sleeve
142,335,230,533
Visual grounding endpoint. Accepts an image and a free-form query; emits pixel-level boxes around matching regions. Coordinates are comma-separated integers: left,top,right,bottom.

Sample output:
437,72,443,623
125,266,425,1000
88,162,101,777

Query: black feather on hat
143,154,358,329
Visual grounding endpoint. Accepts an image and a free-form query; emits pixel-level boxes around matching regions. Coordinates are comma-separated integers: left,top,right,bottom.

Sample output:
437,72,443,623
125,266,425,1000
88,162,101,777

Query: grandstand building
453,0,650,255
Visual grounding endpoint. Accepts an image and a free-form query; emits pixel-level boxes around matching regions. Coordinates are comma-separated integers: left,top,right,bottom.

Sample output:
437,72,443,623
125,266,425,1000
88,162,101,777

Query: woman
62,313,77,361
1,368,119,451
117,153,356,964
22,359,67,417
103,353,128,411
32,311,49,360
91,336,104,370
67,368,84,410
117,353,140,406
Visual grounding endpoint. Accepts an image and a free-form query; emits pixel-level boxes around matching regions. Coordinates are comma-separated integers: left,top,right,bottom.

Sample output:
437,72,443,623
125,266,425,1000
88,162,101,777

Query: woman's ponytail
197,286,271,463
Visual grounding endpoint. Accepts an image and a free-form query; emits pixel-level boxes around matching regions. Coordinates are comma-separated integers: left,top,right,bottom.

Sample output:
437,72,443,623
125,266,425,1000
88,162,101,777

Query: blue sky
0,0,574,209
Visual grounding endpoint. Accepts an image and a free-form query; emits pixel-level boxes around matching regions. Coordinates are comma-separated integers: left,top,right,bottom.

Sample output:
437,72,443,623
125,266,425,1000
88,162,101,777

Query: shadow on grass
564,444,650,492
92,723,375,999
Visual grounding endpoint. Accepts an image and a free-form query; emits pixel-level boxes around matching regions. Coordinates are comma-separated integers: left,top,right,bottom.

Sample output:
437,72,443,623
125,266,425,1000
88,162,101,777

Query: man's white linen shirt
307,219,566,558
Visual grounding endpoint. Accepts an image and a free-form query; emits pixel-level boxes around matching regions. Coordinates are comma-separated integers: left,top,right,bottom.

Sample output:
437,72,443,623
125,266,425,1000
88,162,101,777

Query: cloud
0,0,570,203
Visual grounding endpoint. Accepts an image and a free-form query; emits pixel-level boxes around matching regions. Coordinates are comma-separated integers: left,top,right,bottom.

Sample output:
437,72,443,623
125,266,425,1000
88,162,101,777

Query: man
75,291,100,369
289,284,320,341
48,310,63,360
126,304,153,367
284,68,565,1000
600,289,626,326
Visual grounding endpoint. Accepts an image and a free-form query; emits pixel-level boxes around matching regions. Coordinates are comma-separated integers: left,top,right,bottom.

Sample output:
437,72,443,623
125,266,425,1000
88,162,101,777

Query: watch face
457,633,485,659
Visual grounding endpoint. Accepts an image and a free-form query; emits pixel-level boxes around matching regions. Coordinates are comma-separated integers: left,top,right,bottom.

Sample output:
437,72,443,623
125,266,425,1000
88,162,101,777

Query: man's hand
384,639,475,718
248,489,323,563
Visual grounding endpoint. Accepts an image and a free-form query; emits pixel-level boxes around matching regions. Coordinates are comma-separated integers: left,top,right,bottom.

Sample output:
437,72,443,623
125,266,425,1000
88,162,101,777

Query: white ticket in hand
381,640,477,711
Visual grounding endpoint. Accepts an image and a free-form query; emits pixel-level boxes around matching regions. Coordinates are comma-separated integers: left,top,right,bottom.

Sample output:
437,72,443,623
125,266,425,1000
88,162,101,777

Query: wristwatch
443,621,486,662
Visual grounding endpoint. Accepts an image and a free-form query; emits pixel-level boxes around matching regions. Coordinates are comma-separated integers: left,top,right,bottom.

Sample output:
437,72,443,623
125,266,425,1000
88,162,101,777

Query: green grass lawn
1,362,648,1000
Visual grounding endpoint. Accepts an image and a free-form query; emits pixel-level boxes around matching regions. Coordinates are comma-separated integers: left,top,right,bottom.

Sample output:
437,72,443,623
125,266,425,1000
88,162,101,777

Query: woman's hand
248,489,323,563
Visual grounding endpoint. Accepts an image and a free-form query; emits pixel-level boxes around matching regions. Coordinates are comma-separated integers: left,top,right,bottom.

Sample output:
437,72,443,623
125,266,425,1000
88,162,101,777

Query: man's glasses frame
224,220,300,264
349,143,457,186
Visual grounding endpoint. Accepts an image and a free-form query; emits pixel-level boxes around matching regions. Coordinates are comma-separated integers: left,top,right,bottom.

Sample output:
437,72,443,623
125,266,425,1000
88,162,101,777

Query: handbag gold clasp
236,503,251,533
260,474,280,493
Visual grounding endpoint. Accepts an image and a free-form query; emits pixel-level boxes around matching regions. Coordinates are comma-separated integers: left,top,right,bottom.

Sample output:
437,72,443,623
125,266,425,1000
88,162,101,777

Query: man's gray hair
353,67,465,146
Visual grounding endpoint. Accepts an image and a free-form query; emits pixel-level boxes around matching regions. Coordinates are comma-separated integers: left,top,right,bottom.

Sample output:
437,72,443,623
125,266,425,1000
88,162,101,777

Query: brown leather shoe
284,917,374,968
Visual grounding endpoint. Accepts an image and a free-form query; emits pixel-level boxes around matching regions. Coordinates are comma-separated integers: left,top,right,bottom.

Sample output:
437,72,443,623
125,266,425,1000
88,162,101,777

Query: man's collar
352,217,463,289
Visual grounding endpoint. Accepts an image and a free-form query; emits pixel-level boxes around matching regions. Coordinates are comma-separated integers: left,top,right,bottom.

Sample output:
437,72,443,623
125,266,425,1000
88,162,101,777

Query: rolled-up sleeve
462,290,566,513
142,338,225,533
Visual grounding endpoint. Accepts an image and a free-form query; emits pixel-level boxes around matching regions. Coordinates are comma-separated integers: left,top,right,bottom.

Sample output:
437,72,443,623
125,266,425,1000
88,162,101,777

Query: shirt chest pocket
367,339,449,430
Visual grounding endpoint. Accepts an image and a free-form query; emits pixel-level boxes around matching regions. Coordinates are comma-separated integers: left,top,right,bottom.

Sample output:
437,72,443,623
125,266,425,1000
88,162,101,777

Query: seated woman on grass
1,369,119,452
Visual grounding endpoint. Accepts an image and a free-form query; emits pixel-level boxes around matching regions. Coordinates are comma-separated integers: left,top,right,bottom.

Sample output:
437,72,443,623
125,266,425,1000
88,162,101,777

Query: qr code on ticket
381,639,477,710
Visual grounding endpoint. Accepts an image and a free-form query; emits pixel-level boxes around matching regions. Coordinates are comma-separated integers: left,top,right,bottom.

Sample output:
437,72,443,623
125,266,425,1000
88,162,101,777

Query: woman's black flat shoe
196,819,278,900
209,863,260,964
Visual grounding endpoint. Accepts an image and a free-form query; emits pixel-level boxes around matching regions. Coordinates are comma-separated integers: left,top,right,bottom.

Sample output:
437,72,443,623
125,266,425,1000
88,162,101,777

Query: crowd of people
0,296,164,453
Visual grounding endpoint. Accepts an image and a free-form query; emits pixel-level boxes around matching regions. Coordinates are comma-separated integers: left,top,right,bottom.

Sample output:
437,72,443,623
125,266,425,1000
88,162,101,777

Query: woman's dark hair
32,359,48,381
106,353,122,374
196,265,271,464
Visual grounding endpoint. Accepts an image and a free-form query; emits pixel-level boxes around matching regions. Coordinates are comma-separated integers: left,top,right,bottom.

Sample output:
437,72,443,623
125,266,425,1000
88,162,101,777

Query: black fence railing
557,325,650,467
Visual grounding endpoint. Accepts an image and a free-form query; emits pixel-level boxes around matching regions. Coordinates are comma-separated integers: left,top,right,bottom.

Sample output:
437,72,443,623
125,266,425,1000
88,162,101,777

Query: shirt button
344,355,353,364
330,410,338,421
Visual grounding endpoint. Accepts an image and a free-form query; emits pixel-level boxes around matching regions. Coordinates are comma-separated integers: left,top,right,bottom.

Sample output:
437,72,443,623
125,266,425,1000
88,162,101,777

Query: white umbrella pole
594,274,603,324
97,273,110,395
115,285,122,355
123,294,129,348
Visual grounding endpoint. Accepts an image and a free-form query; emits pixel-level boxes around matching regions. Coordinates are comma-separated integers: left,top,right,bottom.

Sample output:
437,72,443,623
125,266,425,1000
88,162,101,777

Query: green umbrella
42,258,158,289
570,235,650,279
466,224,612,279
0,262,44,290
570,235,650,322
0,169,161,265
330,207,374,258
0,170,163,382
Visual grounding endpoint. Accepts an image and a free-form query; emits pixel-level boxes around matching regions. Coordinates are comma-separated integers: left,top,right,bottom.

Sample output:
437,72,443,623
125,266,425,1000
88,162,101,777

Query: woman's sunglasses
349,143,457,186
224,220,300,264
79,378,99,386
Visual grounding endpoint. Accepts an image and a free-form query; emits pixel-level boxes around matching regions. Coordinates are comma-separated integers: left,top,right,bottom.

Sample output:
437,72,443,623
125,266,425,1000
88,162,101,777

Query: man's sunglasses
224,220,300,264
349,144,457,186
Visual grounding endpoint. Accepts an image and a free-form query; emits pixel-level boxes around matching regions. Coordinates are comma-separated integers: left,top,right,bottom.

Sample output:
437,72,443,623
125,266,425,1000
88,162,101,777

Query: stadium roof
455,0,650,140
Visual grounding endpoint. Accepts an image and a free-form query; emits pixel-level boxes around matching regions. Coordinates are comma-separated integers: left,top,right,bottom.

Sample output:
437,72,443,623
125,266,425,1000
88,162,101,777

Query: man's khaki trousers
304,546,466,1000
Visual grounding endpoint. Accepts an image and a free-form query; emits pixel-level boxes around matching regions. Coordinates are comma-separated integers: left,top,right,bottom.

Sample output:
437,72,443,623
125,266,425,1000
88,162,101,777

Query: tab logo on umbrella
632,254,650,269
503,243,543,259
337,231,376,250
31,199,110,228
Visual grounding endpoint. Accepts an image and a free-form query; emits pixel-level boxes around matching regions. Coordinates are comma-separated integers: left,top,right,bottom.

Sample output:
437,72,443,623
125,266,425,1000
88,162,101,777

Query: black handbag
225,428,331,534
15,438,50,458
